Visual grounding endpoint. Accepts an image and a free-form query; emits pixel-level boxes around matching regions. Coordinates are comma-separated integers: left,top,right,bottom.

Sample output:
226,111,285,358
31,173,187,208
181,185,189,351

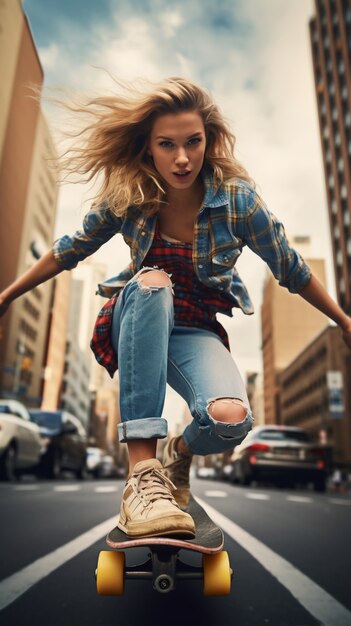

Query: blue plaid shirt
52,167,311,316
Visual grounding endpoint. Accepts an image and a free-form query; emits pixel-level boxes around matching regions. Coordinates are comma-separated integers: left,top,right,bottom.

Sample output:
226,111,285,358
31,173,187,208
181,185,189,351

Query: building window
329,174,335,188
345,112,351,128
341,184,347,199
338,157,344,172
335,132,341,146
347,239,351,256
337,249,343,266
331,198,338,215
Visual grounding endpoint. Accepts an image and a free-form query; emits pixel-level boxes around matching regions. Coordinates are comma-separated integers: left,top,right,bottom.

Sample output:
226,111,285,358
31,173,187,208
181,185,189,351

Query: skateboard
96,495,232,596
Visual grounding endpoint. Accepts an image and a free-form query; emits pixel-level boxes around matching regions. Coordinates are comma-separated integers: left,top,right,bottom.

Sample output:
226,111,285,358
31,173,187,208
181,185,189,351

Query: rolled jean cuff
117,417,168,443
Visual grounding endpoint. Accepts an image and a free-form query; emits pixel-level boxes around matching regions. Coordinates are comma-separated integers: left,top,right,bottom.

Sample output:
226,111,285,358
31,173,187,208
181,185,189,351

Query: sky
23,0,334,382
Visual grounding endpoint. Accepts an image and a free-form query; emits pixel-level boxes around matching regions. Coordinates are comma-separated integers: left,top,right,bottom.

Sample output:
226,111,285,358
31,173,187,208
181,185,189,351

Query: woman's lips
173,170,191,179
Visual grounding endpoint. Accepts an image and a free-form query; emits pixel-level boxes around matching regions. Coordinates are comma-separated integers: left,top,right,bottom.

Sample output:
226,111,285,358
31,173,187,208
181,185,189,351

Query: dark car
229,425,327,492
29,410,87,479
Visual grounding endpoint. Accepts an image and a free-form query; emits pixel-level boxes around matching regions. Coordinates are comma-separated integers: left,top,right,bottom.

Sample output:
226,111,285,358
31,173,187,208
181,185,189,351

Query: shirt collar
201,165,229,208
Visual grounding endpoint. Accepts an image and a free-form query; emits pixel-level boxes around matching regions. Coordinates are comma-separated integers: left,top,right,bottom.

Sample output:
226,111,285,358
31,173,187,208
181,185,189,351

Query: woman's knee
138,269,172,289
207,397,248,423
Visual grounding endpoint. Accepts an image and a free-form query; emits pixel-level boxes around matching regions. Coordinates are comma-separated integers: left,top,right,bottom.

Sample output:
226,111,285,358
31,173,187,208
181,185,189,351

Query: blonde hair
59,76,254,216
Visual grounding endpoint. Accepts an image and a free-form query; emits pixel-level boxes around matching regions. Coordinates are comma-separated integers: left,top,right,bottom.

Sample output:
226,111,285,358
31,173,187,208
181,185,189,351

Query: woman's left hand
341,318,351,349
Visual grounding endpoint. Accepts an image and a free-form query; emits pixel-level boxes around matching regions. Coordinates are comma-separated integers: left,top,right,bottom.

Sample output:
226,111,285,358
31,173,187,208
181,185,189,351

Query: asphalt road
0,476,350,626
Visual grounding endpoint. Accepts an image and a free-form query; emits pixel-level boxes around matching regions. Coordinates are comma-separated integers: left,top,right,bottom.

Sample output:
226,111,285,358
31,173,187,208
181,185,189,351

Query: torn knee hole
207,397,247,423
138,269,172,289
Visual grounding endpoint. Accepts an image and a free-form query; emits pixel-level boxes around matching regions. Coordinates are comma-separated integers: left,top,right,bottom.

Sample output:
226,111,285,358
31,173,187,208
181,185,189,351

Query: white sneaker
118,458,195,538
163,436,192,510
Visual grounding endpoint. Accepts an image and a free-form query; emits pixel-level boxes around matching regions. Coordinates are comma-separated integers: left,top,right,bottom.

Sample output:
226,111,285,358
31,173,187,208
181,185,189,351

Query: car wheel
76,462,87,480
50,452,62,479
1,444,17,481
313,479,326,493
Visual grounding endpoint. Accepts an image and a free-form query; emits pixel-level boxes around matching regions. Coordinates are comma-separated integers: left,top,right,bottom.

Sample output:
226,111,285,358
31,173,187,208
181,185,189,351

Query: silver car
0,399,42,480
229,425,328,492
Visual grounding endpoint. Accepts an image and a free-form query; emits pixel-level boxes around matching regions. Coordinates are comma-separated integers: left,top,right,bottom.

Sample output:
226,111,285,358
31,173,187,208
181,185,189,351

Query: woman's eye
188,137,201,145
159,141,173,148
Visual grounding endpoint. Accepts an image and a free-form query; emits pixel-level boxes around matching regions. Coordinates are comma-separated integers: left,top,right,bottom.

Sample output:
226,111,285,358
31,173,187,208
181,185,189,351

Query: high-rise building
310,0,351,313
261,241,329,424
0,1,59,403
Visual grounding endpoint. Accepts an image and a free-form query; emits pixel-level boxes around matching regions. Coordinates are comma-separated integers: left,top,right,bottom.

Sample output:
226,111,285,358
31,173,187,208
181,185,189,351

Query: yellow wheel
96,551,125,595
203,551,231,596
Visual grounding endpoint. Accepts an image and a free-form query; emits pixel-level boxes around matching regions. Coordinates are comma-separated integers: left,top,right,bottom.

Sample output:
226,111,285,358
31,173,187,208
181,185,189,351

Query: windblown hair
59,76,254,216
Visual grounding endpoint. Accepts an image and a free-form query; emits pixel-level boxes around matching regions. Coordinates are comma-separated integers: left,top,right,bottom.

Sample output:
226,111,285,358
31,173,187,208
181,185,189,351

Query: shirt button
141,231,146,236
223,255,228,262
198,264,203,269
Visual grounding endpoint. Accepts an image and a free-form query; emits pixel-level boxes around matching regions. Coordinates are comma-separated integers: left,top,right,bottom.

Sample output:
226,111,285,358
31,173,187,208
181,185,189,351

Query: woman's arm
0,250,62,316
299,274,351,348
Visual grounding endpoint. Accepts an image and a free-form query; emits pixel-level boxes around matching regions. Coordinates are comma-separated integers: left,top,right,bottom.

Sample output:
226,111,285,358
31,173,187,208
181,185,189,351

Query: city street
0,477,350,626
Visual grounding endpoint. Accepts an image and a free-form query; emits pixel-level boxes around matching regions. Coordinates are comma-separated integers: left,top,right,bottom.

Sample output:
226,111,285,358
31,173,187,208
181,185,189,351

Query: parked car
0,399,42,480
196,466,217,479
229,425,327,492
87,446,104,477
29,409,87,479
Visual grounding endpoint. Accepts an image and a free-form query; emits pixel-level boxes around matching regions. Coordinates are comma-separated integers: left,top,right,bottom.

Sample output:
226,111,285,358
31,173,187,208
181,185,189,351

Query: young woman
1,77,350,538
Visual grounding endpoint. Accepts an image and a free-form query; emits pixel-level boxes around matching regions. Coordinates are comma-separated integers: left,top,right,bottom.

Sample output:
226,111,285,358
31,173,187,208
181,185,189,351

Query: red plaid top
91,222,232,377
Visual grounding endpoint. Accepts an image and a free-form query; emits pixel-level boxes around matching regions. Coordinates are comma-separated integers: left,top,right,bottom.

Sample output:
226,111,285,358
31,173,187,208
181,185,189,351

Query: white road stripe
204,490,228,498
328,499,351,506
246,493,270,500
94,486,119,493
0,515,118,612
54,485,81,492
196,497,351,626
13,485,40,491
286,496,312,503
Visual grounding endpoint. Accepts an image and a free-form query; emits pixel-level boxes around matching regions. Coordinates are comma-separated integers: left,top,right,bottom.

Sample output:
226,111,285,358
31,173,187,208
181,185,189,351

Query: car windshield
0,404,11,413
258,430,311,443
30,411,61,429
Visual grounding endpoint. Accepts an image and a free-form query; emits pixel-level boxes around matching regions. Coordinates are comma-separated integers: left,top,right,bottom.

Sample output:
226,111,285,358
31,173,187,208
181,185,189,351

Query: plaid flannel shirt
52,166,311,315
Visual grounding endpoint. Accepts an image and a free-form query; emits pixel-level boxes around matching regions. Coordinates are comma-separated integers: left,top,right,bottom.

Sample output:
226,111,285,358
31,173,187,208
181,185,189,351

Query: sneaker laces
134,466,177,506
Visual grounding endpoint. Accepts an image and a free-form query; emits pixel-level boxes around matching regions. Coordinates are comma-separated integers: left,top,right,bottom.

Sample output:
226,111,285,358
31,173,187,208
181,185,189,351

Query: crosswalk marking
204,490,228,498
287,496,312,503
94,486,119,493
246,493,270,500
53,485,80,492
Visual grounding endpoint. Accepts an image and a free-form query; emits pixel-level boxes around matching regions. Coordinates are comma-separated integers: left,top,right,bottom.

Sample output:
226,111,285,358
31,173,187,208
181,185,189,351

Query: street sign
326,371,344,419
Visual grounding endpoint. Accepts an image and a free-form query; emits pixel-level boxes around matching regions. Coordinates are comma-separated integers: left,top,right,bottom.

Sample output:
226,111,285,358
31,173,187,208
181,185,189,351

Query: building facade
0,1,59,403
279,325,351,467
261,251,329,424
310,0,351,313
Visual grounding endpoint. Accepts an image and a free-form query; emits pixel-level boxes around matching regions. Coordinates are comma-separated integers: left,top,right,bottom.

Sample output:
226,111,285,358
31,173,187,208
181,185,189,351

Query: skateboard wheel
202,551,231,596
96,551,125,595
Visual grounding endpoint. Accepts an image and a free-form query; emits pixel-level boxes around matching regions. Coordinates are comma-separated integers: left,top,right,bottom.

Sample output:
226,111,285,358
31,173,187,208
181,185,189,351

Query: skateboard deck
96,496,232,596
106,495,223,553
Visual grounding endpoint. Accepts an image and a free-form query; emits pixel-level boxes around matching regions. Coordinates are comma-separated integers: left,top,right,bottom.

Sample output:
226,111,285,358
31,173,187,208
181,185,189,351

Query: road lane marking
328,499,351,506
204,490,228,498
0,514,118,612
286,496,312,503
196,497,351,626
246,493,270,500
94,486,119,493
13,485,40,491
54,485,81,492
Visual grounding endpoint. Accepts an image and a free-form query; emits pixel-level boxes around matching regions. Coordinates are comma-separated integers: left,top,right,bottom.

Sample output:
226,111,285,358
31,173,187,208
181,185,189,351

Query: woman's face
148,110,206,192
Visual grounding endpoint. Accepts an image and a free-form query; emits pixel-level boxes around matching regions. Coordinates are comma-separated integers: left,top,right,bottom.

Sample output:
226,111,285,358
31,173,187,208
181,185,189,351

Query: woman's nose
174,148,189,165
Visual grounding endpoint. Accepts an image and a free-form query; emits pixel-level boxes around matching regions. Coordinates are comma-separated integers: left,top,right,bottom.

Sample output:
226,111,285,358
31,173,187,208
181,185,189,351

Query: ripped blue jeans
111,268,254,455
